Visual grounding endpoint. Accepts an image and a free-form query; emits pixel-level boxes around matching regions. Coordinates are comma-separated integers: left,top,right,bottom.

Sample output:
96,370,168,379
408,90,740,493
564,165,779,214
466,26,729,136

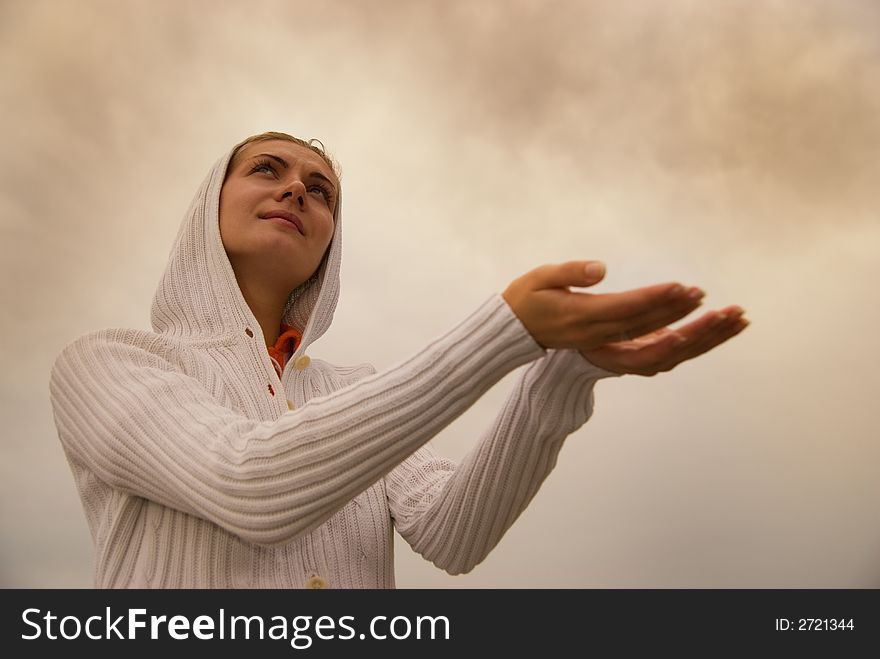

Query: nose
279,179,307,207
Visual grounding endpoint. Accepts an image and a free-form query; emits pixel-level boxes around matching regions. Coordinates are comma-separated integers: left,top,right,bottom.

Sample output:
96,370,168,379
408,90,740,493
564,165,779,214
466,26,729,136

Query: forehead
236,140,336,182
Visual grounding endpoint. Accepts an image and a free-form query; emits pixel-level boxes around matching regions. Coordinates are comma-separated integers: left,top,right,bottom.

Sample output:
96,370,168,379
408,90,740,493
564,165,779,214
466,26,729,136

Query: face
219,139,339,296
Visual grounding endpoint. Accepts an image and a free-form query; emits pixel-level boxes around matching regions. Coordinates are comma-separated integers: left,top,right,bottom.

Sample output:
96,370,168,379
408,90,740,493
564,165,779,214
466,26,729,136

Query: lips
260,210,304,235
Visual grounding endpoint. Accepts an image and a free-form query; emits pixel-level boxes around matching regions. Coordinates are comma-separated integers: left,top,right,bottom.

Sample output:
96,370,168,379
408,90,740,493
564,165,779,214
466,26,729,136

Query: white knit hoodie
48,142,621,588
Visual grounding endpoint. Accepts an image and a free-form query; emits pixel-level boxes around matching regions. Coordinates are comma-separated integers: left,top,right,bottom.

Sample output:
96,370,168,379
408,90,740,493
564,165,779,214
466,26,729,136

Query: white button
294,355,311,370
287,399,295,410
305,575,327,589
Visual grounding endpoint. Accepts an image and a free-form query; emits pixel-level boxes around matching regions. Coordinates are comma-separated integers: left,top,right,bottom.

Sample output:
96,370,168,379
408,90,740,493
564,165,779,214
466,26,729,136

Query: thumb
531,260,606,290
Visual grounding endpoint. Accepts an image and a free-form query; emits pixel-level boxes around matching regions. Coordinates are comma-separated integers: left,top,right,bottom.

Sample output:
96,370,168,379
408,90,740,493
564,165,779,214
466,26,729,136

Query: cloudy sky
1,0,878,587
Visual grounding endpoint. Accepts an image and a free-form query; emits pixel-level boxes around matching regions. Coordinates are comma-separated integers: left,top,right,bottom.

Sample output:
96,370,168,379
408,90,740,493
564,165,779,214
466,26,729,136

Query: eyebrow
252,153,337,197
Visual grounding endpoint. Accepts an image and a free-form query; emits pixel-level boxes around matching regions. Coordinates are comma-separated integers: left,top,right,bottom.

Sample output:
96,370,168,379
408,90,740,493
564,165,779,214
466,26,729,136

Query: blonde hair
225,131,341,184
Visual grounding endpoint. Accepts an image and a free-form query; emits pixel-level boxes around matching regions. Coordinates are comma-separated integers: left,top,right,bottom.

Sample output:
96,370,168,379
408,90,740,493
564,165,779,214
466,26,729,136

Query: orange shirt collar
267,323,302,375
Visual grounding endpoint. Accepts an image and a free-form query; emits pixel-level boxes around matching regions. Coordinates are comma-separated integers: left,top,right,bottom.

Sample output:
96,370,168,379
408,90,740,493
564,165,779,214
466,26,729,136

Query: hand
579,305,750,376
502,260,707,352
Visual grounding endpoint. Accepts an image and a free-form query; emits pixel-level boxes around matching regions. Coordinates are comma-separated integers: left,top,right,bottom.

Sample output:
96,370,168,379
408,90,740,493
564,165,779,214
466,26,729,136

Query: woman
48,131,748,588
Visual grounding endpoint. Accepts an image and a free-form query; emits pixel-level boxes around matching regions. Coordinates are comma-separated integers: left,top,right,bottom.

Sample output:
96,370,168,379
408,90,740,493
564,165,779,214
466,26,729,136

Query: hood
149,142,343,357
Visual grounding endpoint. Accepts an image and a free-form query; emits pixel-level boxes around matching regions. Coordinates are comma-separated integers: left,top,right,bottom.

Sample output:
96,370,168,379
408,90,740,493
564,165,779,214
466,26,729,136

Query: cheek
217,198,237,236
218,191,235,233
218,201,252,252
219,183,257,219
219,189,255,230
318,214,336,244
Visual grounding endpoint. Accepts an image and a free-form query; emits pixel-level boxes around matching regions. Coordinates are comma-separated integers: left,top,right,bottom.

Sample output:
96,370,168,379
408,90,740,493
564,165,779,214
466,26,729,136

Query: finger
530,260,606,291
578,329,682,376
578,282,701,322
608,314,747,374
629,327,675,345
586,310,749,375
669,306,745,343
596,293,705,343
608,327,674,347
670,314,749,363
597,326,690,366
654,314,749,371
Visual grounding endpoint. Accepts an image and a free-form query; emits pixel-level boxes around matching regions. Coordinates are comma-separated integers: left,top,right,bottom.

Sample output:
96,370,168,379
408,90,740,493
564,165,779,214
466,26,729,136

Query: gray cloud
2,0,878,587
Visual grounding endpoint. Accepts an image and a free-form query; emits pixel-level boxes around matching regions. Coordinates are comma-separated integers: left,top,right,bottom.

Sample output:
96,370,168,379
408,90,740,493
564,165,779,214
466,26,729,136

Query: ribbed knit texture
48,142,621,588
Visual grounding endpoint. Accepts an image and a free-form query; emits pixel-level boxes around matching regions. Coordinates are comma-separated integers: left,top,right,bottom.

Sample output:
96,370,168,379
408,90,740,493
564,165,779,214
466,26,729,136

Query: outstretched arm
388,262,749,574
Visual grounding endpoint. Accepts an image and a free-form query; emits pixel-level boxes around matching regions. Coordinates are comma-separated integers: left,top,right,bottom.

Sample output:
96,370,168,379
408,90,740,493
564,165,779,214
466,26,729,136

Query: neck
235,276,288,348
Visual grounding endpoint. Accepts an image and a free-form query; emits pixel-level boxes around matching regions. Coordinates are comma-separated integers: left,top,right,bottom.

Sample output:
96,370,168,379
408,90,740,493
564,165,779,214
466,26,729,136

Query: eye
248,158,278,176
308,184,333,205
249,158,334,208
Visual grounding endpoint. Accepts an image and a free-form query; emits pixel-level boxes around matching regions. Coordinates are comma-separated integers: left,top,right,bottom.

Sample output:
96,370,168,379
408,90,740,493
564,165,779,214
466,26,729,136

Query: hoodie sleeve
384,348,621,575
49,293,548,548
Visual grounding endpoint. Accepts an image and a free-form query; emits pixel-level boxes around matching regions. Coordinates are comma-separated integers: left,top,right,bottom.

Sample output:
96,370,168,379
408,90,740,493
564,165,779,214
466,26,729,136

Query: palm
579,308,749,376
